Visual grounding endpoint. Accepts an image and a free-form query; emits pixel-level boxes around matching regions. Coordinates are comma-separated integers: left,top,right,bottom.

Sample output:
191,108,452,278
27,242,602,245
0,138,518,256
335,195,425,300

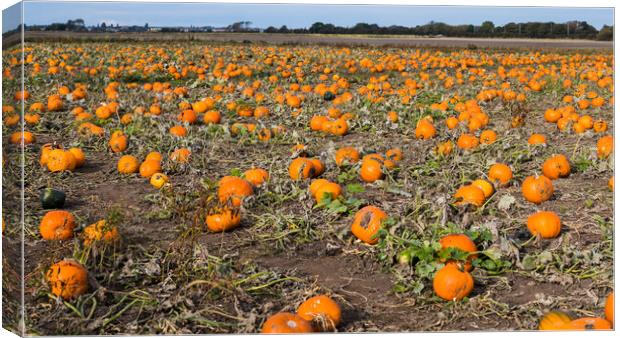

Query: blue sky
3,2,614,33
2,2,21,33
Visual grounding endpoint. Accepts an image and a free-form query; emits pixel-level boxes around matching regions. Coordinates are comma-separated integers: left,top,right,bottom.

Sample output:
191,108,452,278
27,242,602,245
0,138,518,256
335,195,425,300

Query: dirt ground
1,39,614,335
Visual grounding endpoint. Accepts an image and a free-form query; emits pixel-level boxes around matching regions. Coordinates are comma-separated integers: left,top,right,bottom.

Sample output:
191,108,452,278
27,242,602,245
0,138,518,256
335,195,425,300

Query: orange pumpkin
261,312,313,334
9,131,36,145
415,119,436,139
243,168,269,187
360,158,384,183
527,211,561,238
109,134,128,153
217,176,253,207
170,148,191,163
561,317,611,330
289,158,316,181
539,311,572,330
297,295,342,331
83,220,119,246
605,292,614,326
457,133,479,150
479,130,497,144
454,185,485,207
40,210,76,240
350,206,387,245
139,160,162,178
488,163,513,187
597,135,613,159
433,263,474,301
471,179,494,198
521,175,554,204
335,147,360,166
528,134,547,145
118,155,140,174
542,155,571,180
439,234,478,271
46,259,88,300
206,208,241,232
313,181,342,204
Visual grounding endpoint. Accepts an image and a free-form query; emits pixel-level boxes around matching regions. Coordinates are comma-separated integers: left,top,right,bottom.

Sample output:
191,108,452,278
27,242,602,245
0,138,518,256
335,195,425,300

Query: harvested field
1,38,614,335
1,31,613,50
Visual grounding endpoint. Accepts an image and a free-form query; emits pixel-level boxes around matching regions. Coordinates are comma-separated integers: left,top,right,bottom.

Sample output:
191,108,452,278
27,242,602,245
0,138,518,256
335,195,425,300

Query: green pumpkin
40,188,66,209
323,91,335,101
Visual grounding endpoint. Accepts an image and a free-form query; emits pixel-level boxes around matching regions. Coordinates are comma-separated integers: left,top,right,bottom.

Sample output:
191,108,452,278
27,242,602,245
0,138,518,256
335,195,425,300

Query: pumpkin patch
1,32,613,335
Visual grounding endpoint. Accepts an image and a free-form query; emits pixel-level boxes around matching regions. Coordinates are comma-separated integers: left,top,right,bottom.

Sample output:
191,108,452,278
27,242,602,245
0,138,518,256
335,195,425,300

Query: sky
2,1,614,33
2,2,21,33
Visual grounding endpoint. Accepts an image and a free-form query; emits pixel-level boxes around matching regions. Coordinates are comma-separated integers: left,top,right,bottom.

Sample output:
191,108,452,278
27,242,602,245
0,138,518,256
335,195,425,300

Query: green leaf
346,183,365,193
230,168,242,177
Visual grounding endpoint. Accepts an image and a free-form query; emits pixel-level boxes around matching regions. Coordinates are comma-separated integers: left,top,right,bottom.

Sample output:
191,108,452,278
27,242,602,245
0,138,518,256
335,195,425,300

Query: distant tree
309,22,325,33
597,25,613,41
278,25,289,33
264,26,277,33
479,21,495,35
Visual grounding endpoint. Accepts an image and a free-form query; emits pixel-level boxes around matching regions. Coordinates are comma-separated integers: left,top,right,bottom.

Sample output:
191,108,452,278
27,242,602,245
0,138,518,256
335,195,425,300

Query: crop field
1,40,614,334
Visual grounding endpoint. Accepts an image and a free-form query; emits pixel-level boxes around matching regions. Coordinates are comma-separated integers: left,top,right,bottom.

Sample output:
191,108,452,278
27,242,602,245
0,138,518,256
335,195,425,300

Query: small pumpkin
10,131,36,145
217,176,253,207
522,175,554,204
139,160,162,178
335,147,360,166
528,134,547,145
350,206,387,245
117,155,140,174
360,158,384,183
83,220,119,246
597,135,613,159
39,210,75,240
436,141,454,156
40,188,66,209
68,148,86,168
539,311,572,330
527,211,561,238
605,292,614,326
488,163,513,187
433,263,474,301
439,234,478,271
289,158,316,181
243,168,269,187
46,259,88,300
145,151,163,163
457,133,479,150
108,134,128,153
471,179,494,199
206,207,241,232
479,129,497,144
150,173,169,189
297,295,342,331
561,317,612,330
454,185,485,207
261,312,313,334
542,155,571,180
170,148,191,163
415,119,436,139
313,181,341,204
203,110,222,124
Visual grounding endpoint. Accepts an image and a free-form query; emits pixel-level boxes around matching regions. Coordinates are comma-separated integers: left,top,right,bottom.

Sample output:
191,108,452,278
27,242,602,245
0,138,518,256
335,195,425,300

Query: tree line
7,18,612,41
264,21,613,41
